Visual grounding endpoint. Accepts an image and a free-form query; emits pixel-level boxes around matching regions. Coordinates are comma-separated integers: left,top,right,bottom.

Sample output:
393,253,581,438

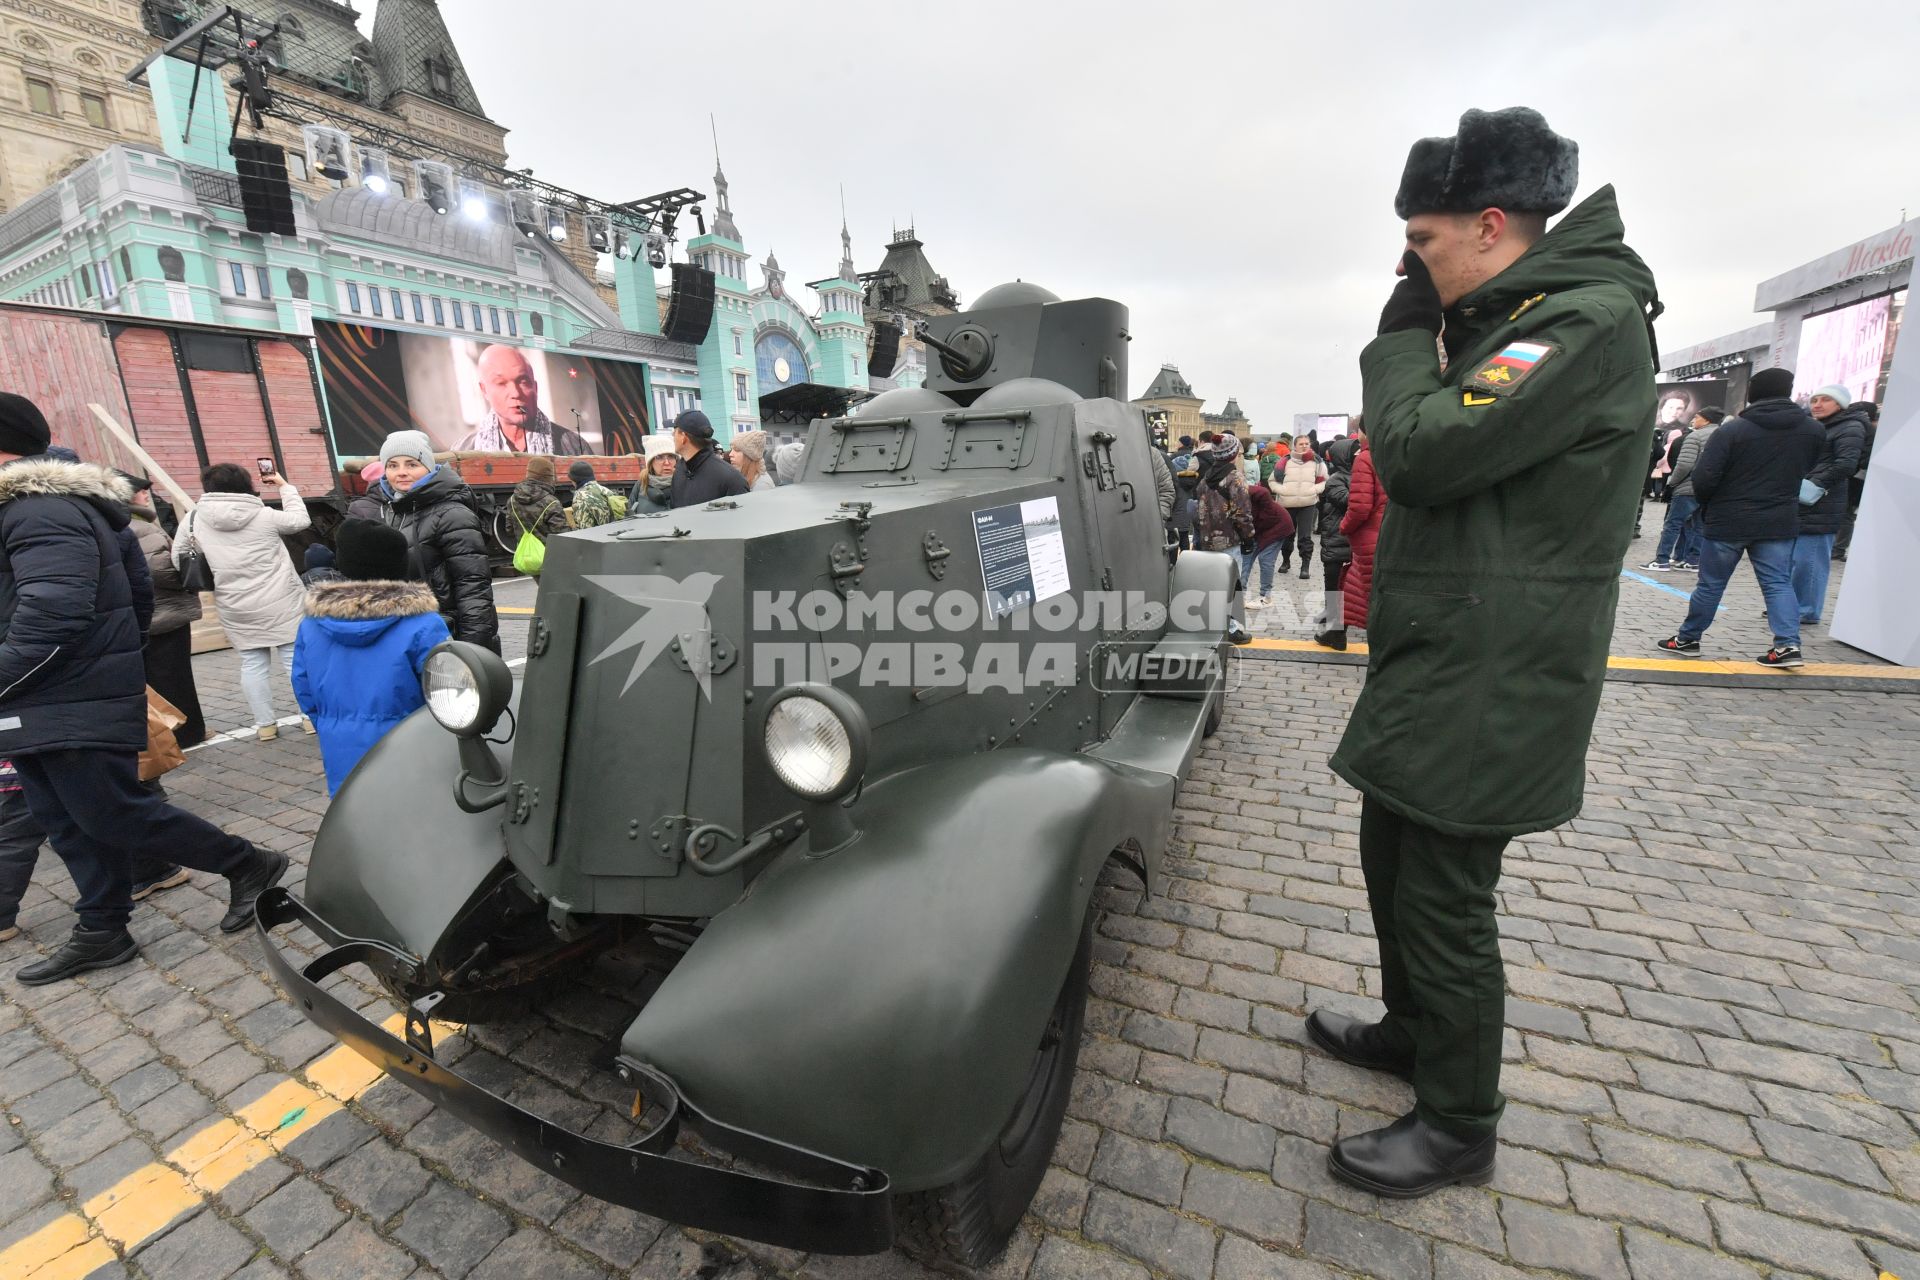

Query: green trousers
1359,796,1510,1139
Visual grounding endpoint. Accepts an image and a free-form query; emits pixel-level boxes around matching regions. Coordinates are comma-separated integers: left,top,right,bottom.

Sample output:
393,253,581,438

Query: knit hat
333,518,411,581
771,440,807,486
1210,433,1242,460
567,459,596,486
378,430,435,469
1810,384,1852,408
1747,368,1795,402
1396,107,1579,219
730,430,767,463
0,394,52,457
673,409,714,442
43,445,80,464
304,544,335,572
526,454,555,482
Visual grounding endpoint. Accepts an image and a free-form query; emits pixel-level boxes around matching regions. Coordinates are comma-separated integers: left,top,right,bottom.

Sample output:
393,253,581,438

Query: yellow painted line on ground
497,606,534,615
0,1012,456,1278
1244,636,1920,681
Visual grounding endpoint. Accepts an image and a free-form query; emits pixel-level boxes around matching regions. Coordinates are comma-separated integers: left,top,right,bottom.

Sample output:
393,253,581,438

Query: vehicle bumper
254,887,895,1255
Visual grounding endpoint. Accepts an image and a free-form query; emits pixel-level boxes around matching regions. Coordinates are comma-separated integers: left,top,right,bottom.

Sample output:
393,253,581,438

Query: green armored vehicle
258,281,1238,1265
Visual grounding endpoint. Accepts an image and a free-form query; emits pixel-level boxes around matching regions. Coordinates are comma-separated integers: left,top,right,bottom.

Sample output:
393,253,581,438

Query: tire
895,910,1093,1268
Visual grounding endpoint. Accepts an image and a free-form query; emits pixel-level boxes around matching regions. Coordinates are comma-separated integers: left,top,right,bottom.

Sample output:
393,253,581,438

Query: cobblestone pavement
3,565,1918,1280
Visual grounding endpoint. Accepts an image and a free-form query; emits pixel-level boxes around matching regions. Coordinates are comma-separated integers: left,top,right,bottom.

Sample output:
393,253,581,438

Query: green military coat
1330,186,1659,838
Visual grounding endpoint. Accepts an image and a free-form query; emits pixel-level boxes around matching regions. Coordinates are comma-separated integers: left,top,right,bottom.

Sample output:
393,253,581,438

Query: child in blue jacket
293,519,450,793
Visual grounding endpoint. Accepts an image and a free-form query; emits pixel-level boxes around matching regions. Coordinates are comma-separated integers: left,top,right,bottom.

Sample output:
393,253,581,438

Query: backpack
511,500,557,575
608,492,627,519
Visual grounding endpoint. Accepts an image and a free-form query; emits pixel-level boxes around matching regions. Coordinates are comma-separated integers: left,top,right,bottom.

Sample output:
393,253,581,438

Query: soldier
1310,108,1659,1197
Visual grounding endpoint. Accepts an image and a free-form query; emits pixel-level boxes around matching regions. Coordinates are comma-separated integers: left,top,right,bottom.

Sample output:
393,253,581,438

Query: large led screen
315,320,650,458
1795,293,1896,405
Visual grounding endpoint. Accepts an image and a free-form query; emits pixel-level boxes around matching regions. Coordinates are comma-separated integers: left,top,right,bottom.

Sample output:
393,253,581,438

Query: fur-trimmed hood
304,579,441,622
0,458,135,527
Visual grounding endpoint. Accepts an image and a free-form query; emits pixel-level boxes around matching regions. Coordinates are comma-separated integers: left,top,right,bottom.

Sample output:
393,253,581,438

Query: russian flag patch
1466,340,1557,396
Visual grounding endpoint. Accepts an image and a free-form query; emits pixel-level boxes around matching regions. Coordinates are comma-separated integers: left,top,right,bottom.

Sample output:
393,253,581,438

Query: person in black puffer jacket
351,431,500,652
0,394,285,984
1314,429,1361,649
1790,386,1867,626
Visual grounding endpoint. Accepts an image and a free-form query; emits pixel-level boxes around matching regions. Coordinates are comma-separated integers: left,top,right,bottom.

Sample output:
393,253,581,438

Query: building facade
0,0,163,213
862,226,958,389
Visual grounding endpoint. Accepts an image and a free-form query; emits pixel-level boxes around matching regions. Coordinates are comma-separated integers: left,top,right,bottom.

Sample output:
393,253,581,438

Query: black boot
18,926,138,986
1328,1110,1496,1198
220,848,289,933
1314,628,1348,652
1305,1008,1412,1079
1299,562,1311,579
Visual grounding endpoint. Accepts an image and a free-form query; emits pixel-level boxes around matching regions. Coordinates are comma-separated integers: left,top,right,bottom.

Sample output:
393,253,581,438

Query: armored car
258,282,1238,1265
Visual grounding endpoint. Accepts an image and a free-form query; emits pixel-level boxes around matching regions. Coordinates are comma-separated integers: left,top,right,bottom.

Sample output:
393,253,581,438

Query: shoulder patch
1465,341,1559,397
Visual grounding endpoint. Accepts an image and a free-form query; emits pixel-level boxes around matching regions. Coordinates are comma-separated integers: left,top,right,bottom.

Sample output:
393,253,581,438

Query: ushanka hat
1395,107,1579,219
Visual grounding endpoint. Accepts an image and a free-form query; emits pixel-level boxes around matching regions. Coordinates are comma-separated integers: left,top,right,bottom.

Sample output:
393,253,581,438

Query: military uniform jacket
1331,186,1659,838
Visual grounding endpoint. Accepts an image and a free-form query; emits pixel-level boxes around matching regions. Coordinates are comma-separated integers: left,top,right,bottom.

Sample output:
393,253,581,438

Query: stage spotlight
510,191,540,238
302,125,351,181
360,147,391,195
545,205,568,243
585,215,612,254
613,231,632,261
645,232,668,269
459,179,490,222
414,160,454,214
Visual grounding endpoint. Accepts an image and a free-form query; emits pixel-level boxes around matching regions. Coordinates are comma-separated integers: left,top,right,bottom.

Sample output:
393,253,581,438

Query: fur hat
1747,368,1795,402
378,430,435,470
1395,107,1579,219
0,394,52,458
333,517,412,581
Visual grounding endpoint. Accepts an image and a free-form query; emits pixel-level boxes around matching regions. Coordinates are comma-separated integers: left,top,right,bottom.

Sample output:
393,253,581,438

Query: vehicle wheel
1203,692,1224,738
895,910,1092,1268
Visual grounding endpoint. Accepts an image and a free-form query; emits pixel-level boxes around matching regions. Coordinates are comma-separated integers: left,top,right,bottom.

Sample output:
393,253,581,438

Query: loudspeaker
231,139,296,237
867,319,902,378
661,264,716,345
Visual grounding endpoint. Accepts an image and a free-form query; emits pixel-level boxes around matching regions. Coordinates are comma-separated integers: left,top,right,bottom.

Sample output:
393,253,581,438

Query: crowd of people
1159,421,1386,648
1655,371,1875,666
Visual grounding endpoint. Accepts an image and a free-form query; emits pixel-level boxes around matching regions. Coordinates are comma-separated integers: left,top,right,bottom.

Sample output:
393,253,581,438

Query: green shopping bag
511,501,557,575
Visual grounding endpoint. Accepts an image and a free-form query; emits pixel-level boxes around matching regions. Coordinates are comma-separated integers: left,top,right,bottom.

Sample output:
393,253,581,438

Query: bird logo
583,572,725,698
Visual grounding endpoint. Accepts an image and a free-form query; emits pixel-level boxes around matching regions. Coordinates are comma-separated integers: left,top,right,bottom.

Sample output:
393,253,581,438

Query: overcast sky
432,0,1918,428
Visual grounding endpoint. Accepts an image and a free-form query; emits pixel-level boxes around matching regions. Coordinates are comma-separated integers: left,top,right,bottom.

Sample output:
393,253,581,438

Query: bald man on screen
455,345,591,455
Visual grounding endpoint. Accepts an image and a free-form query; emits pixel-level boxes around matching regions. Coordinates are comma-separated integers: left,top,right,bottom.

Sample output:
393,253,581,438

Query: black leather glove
1238,538,1257,556
1378,250,1443,336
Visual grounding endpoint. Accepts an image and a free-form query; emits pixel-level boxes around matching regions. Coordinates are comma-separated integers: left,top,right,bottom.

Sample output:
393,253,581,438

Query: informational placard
973,496,1070,618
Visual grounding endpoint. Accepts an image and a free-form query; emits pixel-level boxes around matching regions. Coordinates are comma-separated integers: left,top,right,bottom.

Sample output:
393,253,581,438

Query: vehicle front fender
304,706,514,963
620,747,1171,1192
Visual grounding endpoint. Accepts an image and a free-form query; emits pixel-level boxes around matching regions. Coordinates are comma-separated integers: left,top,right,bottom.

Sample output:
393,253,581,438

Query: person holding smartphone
172,461,313,740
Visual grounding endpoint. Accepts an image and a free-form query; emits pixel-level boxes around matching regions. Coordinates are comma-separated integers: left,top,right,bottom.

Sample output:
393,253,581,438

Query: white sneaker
1246,597,1268,611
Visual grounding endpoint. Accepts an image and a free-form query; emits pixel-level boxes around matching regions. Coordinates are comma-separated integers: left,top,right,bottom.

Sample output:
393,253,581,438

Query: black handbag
176,510,214,593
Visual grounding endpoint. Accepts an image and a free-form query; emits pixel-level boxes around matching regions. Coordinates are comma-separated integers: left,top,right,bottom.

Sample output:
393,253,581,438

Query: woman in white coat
173,462,312,739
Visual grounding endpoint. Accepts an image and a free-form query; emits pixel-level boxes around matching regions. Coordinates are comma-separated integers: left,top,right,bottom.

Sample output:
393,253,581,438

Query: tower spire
838,184,857,282
709,115,740,242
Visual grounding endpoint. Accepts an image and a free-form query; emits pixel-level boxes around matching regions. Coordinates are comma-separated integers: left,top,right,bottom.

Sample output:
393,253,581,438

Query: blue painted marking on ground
1619,569,1698,602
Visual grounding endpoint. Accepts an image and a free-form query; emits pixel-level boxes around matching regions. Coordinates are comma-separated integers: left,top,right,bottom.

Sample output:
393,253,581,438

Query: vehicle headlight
421,641,513,738
763,684,869,802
